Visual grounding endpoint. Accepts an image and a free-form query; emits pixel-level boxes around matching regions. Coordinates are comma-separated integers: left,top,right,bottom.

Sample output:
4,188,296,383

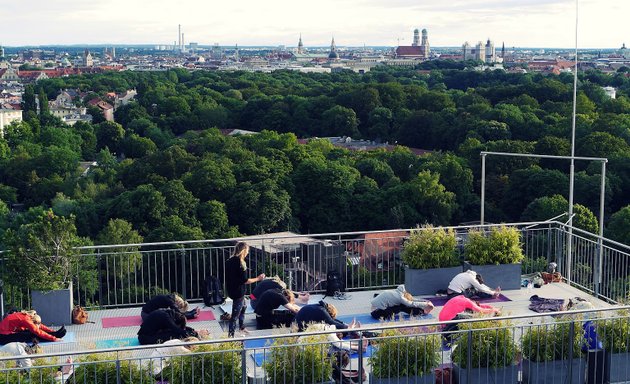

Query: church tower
0,44,5,60
82,49,93,67
297,34,304,54
328,37,339,60
412,29,420,46
420,29,430,58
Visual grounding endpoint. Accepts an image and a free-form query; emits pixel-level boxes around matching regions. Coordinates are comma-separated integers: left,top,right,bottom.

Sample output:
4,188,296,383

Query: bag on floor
325,270,345,297
72,305,89,324
203,275,225,306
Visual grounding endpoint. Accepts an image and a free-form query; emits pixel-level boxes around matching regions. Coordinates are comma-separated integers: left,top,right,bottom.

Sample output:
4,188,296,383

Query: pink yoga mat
102,310,216,328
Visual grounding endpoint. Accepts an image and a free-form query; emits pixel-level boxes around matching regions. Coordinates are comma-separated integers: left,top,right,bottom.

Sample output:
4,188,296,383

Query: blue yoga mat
337,312,433,325
250,345,374,367
244,338,273,349
41,332,76,345
95,337,140,349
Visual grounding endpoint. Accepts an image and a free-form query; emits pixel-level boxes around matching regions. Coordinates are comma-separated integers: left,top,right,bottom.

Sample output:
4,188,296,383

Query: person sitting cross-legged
371,284,434,320
254,288,300,330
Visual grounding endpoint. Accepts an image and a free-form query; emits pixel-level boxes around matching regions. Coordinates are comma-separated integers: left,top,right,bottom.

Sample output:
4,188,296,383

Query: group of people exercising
224,241,502,339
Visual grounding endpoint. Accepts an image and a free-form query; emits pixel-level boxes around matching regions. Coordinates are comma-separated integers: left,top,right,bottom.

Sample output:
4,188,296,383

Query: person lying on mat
371,284,434,320
141,293,200,321
447,270,500,299
294,301,359,332
250,276,310,310
439,295,500,347
138,309,200,345
254,288,301,330
0,310,66,344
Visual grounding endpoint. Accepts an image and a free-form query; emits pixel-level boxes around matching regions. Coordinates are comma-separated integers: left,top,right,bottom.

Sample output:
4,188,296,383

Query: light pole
567,0,579,283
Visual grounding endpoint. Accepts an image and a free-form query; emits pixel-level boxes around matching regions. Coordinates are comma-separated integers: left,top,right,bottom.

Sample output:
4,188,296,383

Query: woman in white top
147,337,199,377
447,270,500,299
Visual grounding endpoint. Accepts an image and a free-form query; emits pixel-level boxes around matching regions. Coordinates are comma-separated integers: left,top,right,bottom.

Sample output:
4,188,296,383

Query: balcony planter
463,226,524,290
462,262,522,290
369,373,434,384
31,282,74,326
401,226,460,296
405,266,462,295
522,358,585,384
521,321,585,384
609,352,630,382
452,364,519,384
450,319,519,384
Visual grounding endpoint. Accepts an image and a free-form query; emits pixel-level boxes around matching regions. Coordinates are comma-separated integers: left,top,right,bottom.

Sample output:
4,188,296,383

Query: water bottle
527,281,533,293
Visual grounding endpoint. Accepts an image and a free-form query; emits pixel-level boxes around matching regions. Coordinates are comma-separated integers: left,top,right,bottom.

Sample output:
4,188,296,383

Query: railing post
595,161,606,297
116,356,122,384
466,330,473,384
567,322,575,382
241,347,247,384
480,153,486,225
180,248,187,299
357,335,364,383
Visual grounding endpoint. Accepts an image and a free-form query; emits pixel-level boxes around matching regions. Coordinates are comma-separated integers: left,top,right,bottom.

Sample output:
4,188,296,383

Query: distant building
0,108,22,137
297,35,304,54
0,45,4,60
82,49,93,67
87,98,114,121
462,39,497,63
395,28,430,59
328,37,339,60
603,86,617,99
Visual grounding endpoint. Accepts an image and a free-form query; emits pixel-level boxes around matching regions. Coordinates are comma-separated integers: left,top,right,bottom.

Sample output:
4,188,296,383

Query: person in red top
439,295,500,347
0,310,66,344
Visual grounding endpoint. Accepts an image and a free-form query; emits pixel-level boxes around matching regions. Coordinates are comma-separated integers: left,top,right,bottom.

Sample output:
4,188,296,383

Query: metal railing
1,306,628,384
3,220,630,311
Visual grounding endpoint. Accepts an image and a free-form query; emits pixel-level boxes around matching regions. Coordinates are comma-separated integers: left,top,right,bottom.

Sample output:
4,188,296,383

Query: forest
2,62,630,250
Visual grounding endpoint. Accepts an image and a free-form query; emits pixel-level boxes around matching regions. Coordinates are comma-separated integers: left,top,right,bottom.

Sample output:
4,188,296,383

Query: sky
1,0,628,48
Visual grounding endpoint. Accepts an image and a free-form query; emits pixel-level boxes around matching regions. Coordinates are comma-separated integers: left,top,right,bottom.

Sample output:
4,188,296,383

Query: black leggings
371,305,423,320
138,327,198,345
0,331,51,344
256,311,295,330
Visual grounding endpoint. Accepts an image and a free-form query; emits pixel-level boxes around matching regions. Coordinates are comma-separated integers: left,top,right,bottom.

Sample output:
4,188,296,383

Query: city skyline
1,0,628,49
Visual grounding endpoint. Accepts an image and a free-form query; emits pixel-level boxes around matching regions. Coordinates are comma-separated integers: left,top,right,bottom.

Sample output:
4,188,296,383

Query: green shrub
464,226,524,265
401,225,459,269
0,358,58,383
521,257,549,274
166,342,242,384
451,319,518,369
369,329,440,378
263,334,332,384
521,321,584,362
71,353,154,383
599,310,630,353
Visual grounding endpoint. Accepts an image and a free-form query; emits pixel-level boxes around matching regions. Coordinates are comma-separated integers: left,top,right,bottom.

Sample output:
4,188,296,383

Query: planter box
463,263,522,290
609,352,630,382
522,358,585,384
405,266,462,295
369,373,435,384
452,364,518,384
31,283,74,326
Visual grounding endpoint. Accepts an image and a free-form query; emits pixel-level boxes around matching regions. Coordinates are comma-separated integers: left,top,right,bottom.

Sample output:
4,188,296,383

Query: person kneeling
370,285,434,320
254,289,300,330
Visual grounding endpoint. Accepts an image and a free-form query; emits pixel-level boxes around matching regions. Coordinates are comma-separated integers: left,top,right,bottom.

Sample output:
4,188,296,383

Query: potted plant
521,320,585,384
263,333,333,384
166,341,242,384
463,225,524,290
71,353,155,383
401,225,460,295
369,328,440,383
3,209,83,325
450,319,519,384
598,310,630,383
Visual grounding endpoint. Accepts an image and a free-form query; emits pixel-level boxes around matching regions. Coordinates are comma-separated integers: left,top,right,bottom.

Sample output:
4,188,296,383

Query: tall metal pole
595,161,607,296
480,154,486,225
566,0,579,283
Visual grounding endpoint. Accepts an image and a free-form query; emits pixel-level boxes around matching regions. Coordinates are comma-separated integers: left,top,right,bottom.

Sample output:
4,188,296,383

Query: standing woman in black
225,242,265,337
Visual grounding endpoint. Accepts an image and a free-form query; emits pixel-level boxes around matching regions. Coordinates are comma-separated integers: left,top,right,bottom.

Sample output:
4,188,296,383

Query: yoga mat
337,312,433,325
95,337,140,349
426,293,511,307
250,345,374,367
41,332,77,345
102,310,216,328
